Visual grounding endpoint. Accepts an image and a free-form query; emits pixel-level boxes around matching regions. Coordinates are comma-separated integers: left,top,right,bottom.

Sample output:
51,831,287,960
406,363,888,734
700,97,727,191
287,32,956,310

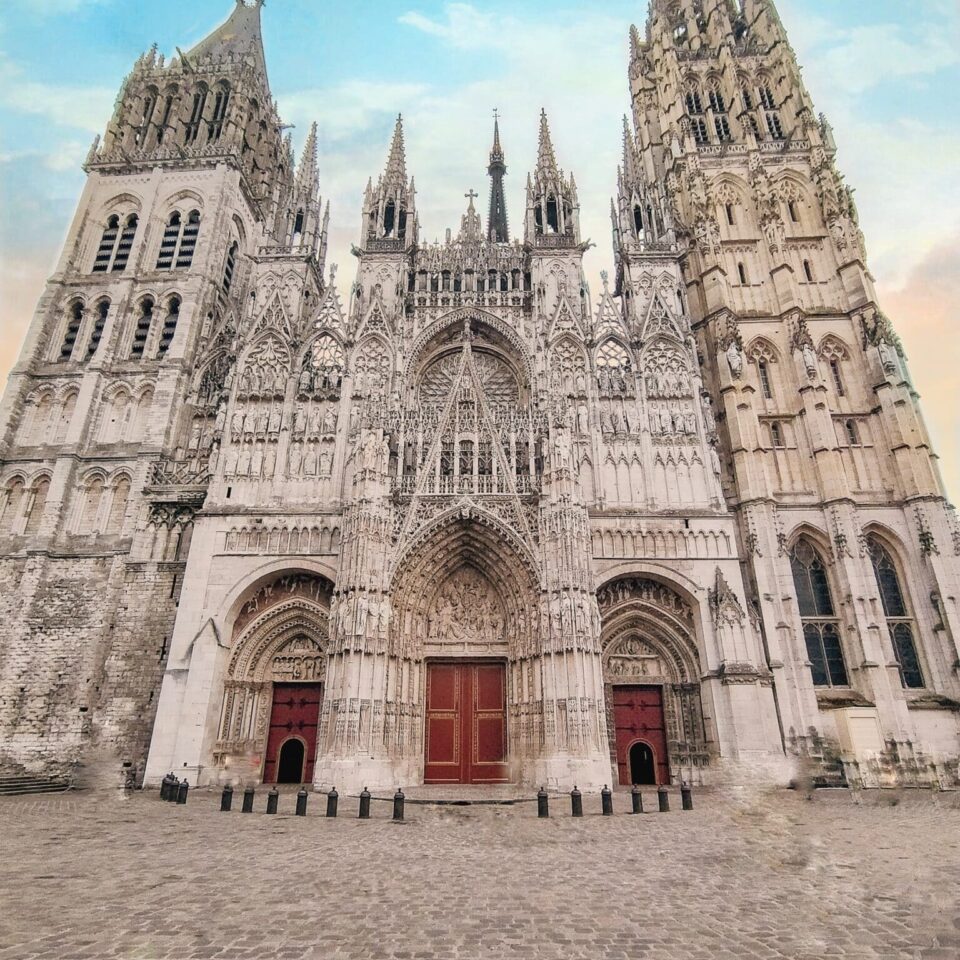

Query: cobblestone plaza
1,787,958,959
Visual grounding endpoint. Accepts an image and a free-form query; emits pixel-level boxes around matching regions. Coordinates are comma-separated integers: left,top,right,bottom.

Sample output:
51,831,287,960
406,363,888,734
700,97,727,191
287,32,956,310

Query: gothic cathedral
0,0,957,793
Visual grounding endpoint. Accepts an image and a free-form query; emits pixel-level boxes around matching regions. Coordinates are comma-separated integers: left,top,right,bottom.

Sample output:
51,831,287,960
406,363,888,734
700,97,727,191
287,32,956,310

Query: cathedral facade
0,0,957,793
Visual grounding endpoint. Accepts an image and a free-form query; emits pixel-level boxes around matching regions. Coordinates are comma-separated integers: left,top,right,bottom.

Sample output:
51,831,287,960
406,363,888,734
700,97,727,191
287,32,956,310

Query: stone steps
0,775,73,797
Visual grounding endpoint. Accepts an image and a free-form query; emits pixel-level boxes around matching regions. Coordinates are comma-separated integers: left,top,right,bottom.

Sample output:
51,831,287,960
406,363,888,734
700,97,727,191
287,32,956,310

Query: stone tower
623,0,960,782
1,1,956,792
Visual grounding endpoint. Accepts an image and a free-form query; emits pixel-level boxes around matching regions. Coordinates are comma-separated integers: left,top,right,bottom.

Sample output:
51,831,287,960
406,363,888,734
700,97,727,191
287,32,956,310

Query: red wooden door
424,662,509,784
263,683,323,784
613,685,670,786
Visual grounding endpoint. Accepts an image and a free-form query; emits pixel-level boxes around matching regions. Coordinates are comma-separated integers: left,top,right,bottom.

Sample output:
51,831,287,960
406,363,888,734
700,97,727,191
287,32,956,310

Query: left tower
0,1,322,783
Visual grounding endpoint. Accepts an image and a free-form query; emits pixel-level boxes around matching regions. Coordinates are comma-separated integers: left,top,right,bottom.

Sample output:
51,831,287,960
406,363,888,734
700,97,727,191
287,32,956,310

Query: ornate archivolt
215,573,333,766
598,576,709,772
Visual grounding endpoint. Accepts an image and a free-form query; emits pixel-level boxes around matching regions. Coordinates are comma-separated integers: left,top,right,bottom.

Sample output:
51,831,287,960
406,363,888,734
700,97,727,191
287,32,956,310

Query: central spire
487,111,509,243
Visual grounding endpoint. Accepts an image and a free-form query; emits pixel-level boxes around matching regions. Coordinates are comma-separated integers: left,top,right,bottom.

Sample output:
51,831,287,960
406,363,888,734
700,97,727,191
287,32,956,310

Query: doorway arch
629,740,657,785
276,738,307,784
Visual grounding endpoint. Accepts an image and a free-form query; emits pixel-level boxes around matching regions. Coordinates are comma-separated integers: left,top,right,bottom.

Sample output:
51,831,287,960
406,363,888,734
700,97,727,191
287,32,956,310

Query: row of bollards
160,772,189,805
217,784,407,820
537,782,695,818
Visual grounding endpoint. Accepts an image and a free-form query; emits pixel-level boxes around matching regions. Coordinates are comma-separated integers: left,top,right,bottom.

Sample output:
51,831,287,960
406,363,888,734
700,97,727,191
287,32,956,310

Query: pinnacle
296,121,319,190
384,114,407,183
490,114,504,163
537,109,559,176
622,115,639,184
186,0,268,85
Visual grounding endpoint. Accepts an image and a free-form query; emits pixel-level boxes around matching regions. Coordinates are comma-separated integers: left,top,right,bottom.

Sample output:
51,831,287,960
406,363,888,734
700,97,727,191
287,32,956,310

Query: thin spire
296,122,319,190
186,1,268,85
487,110,509,243
384,114,407,184
536,109,559,178
622,115,639,185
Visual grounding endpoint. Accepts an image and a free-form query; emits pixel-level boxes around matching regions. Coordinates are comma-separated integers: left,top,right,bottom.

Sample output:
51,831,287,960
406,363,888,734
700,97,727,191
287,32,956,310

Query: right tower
618,0,960,784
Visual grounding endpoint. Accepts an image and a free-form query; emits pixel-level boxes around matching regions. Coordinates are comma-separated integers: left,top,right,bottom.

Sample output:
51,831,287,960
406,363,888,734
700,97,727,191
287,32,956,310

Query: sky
0,0,957,499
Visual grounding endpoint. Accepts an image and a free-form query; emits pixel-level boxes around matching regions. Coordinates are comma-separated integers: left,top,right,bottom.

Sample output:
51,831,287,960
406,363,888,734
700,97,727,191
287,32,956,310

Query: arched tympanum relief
598,577,709,779
214,573,332,773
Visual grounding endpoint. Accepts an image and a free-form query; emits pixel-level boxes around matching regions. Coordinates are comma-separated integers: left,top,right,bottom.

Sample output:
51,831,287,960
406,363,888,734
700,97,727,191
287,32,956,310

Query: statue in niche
801,341,818,380
725,339,743,380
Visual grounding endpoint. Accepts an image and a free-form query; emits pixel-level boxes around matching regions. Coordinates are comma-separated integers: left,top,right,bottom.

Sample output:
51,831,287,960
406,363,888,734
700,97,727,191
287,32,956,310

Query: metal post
220,784,233,812
242,785,255,813
326,787,339,818
601,785,613,816
681,782,693,811
266,787,279,815
176,779,189,805
393,789,405,822
658,785,670,813
160,774,171,802
166,777,179,802
359,786,371,819
296,788,308,817
631,784,643,814
571,785,583,818
537,786,549,819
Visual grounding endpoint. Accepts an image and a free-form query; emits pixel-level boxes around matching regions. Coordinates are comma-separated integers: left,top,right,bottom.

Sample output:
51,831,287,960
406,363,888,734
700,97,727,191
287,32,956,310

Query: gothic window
803,259,814,282
157,296,181,358
135,88,157,147
106,476,131,536
725,203,736,226
737,262,748,284
633,204,644,235
748,114,761,139
692,117,709,145
741,86,754,111
156,88,178,145
0,478,25,536
157,213,182,269
56,390,77,443
111,214,139,272
92,216,120,273
709,89,727,114
398,207,408,241
59,301,84,362
596,339,633,372
208,84,230,141
24,477,50,537
789,201,800,223
830,359,846,397
715,115,732,142
758,359,773,400
177,211,201,268
384,199,396,237
293,209,305,244
759,85,777,110
546,195,560,233
185,85,208,144
130,298,155,359
770,421,785,448
86,300,109,360
845,419,860,447
867,537,924,689
459,440,474,477
440,441,454,478
77,476,105,534
685,91,704,115
223,242,239,293
791,539,849,687
767,112,785,140
478,441,493,477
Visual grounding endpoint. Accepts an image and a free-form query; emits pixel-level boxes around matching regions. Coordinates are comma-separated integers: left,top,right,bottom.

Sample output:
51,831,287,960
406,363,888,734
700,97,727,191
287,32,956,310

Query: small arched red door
263,683,323,784
613,685,670,785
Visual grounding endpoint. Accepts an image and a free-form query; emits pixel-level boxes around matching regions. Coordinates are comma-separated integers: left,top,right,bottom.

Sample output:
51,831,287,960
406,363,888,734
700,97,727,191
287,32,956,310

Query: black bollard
266,787,279,815
220,784,233,812
658,785,670,813
160,774,171,802
176,779,189,805
167,777,179,803
631,784,643,815
681,782,693,811
537,786,549,819
326,787,339,818
393,789,405,822
358,786,371,820
601,784,613,816
571,785,583,818
242,785,255,813
296,788,308,817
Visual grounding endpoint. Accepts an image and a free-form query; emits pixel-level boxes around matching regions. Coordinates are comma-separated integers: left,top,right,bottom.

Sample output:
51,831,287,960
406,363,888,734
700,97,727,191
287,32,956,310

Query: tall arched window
130,298,155,359
157,210,201,270
157,297,181,358
177,210,201,268
111,214,139,272
78,477,105,534
757,359,773,400
56,391,77,443
185,85,208,144
93,216,120,273
222,242,239,293
790,539,849,687
107,476,131,536
156,87,178,144
86,300,109,360
0,479,26,536
867,538,924,689
208,84,230,141
59,301,84,362
24,477,50,536
156,212,181,269
135,87,158,147
829,358,846,397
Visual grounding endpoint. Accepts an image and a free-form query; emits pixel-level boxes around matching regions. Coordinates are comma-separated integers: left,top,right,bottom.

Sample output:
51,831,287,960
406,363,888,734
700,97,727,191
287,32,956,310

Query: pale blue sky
1,0,958,492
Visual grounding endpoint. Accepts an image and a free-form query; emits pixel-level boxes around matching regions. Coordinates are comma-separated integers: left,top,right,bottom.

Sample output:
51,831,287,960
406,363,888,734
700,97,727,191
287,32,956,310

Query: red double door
613,685,670,786
425,662,509,784
263,683,323,784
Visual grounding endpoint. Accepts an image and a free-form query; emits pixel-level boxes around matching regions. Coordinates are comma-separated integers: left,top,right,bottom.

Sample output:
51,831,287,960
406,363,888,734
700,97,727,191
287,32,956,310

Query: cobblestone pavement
1,786,958,960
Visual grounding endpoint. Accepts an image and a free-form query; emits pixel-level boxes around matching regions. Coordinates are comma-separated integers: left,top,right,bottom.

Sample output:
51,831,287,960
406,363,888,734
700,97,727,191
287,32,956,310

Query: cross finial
493,107,500,122
465,188,479,205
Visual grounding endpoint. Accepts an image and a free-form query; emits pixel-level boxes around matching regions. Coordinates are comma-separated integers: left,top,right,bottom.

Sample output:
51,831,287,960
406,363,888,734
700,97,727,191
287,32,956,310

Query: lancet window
86,300,109,360
59,301,84,362
93,213,138,273
223,242,239,293
130,298,155,359
790,539,849,687
185,85,208,145
208,83,230,141
156,296,181,358
867,538,924,689
157,210,201,270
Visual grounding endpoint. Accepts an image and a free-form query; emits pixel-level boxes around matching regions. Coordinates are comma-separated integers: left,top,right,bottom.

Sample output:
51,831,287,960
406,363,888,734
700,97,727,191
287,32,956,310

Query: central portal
424,661,509,784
